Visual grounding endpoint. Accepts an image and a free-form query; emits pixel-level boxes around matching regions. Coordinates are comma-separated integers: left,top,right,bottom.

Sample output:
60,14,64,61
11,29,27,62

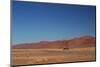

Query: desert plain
12,36,96,66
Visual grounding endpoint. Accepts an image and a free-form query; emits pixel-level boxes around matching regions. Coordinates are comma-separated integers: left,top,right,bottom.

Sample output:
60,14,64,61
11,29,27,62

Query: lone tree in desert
62,40,69,50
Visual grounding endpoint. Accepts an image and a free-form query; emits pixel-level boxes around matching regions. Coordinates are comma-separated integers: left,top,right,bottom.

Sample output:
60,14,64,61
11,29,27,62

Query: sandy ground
11,47,96,66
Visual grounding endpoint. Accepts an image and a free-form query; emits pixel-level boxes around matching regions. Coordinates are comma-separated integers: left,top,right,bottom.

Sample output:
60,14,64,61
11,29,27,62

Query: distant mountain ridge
13,35,96,49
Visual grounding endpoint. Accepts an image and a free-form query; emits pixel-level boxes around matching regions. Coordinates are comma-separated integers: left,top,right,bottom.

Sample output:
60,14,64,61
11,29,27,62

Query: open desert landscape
12,1,96,66
12,36,96,66
12,47,96,66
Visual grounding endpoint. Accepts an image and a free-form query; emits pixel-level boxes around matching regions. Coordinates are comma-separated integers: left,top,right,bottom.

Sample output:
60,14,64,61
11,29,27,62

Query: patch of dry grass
11,47,96,66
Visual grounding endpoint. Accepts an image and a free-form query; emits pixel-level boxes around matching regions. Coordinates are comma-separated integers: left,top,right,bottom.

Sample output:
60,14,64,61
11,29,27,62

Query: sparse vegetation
12,47,96,66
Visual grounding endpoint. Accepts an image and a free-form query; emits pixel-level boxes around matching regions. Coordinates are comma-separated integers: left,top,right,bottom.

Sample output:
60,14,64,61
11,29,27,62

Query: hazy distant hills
13,35,96,49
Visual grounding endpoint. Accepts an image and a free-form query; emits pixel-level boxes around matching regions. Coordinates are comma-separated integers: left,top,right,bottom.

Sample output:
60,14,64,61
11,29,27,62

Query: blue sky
12,1,96,44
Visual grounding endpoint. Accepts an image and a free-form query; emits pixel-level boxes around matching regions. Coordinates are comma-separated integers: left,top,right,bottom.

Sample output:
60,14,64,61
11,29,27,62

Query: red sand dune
13,35,96,49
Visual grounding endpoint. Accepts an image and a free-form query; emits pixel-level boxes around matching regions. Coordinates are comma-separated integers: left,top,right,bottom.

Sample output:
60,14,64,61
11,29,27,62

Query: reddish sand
13,35,96,49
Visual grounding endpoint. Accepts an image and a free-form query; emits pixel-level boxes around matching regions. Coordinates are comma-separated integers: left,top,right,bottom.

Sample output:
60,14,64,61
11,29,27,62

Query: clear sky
12,1,96,45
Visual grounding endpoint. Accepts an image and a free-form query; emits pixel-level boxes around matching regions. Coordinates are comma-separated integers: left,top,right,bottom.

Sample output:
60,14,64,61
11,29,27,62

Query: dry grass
11,47,96,66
